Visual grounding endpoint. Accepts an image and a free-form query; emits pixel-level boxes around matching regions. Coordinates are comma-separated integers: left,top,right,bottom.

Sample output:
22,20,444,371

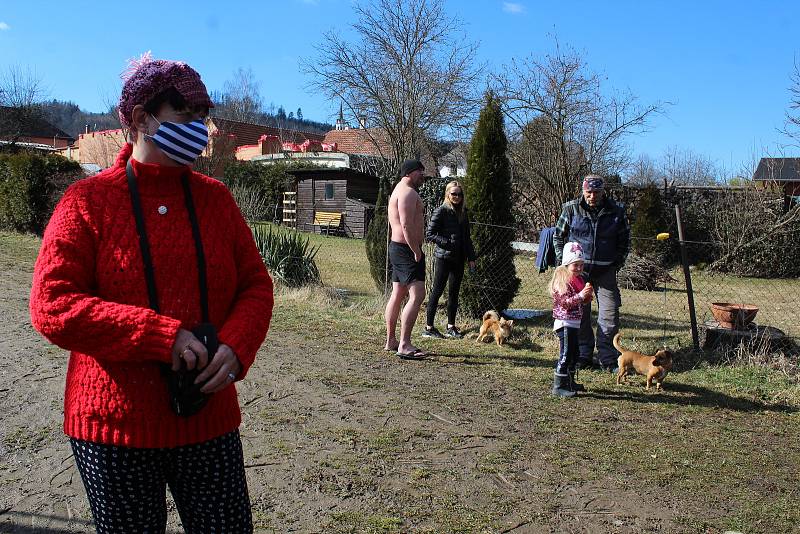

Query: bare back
388,179,424,253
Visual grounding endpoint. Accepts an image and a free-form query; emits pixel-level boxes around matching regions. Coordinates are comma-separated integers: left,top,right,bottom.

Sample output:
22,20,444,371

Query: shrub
251,224,321,287
419,175,448,220
630,183,668,261
229,183,270,222
710,188,800,278
0,151,83,234
223,160,318,222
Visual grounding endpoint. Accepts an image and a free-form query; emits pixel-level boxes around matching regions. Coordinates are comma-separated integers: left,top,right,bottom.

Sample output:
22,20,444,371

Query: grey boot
552,374,576,397
570,372,586,392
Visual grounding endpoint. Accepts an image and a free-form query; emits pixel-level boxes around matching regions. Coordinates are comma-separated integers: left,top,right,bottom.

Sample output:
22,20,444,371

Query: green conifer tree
460,92,520,317
365,172,393,292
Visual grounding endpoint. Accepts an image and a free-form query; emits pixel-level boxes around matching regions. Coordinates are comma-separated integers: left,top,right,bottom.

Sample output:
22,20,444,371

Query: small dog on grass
476,310,514,346
614,333,673,390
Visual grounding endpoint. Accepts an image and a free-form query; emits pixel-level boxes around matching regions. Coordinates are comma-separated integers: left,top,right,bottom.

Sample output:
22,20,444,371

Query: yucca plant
251,224,321,287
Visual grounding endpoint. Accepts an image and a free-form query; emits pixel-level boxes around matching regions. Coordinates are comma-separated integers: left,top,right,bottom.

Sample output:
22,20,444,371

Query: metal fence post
675,204,700,350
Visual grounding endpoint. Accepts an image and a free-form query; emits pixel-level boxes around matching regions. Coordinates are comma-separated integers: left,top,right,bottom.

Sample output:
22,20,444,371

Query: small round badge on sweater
158,205,167,215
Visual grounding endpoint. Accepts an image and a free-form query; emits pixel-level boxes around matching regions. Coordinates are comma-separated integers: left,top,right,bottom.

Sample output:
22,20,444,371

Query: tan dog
476,310,514,346
614,333,673,390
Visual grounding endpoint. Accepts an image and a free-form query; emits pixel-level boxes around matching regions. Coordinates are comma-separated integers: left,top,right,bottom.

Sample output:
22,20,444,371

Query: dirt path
0,262,676,533
2,240,797,533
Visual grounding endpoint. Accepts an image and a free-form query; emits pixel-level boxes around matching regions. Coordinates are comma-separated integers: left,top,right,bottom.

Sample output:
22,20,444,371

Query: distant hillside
42,100,119,137
230,112,332,135
43,99,333,138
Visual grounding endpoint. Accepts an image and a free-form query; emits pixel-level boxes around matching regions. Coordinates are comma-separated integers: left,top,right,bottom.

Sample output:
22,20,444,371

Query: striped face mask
146,115,209,165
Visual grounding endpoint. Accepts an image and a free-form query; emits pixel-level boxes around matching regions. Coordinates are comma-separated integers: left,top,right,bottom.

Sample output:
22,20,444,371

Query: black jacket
426,204,477,261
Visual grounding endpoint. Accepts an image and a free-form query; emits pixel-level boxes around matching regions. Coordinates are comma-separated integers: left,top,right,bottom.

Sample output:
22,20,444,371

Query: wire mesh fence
256,206,800,349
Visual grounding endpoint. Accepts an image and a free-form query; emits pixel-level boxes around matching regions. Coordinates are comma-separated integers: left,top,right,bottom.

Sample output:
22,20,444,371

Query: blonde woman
423,181,476,339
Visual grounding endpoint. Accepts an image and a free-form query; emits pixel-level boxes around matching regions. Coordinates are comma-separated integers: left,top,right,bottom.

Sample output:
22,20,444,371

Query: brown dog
614,333,673,390
476,310,514,346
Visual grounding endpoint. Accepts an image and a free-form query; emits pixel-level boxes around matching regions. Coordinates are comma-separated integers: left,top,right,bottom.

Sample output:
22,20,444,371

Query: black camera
162,323,219,417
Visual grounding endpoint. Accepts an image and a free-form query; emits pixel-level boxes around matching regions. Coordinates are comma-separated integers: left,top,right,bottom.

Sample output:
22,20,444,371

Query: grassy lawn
283,226,800,346
253,223,377,296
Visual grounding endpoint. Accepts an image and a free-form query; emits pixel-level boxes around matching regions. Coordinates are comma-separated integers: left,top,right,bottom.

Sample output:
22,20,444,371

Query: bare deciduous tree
660,146,718,186
213,67,263,124
711,185,800,276
78,129,127,169
626,153,660,187
624,147,719,187
0,66,48,146
493,43,663,227
302,0,482,176
193,128,238,178
783,60,800,146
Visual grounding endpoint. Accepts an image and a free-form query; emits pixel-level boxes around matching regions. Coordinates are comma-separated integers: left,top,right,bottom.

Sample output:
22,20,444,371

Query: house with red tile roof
0,106,75,149
322,128,391,158
59,116,328,175
211,117,325,148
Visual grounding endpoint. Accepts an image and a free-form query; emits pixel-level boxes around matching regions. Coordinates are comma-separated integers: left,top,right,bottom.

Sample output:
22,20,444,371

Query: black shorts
389,241,425,285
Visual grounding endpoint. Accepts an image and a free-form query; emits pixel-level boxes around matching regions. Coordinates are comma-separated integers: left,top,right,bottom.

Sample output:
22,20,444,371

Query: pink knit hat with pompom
118,52,214,127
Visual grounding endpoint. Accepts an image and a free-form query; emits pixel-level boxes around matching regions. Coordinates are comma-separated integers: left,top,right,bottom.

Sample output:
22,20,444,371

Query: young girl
549,242,593,397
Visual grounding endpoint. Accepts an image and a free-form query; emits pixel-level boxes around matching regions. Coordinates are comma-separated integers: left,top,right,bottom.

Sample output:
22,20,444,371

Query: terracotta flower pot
710,302,759,330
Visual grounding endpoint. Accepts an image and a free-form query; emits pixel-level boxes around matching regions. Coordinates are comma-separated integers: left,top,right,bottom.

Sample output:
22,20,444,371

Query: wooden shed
753,157,800,211
287,168,379,238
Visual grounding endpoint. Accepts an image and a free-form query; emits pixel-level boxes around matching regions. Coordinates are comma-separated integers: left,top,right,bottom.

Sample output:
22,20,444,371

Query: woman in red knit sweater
30,54,273,533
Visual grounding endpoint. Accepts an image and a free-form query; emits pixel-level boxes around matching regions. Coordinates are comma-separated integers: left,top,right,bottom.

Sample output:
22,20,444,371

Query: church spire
335,102,346,130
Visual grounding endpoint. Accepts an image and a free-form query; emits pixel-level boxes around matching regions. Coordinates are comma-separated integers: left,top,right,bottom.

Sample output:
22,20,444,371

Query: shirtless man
384,159,427,359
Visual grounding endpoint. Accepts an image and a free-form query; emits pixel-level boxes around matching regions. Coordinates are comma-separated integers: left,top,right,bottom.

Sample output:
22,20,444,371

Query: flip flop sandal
396,348,428,360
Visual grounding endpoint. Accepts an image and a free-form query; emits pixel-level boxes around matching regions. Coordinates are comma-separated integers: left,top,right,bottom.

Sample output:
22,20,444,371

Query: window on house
324,183,334,200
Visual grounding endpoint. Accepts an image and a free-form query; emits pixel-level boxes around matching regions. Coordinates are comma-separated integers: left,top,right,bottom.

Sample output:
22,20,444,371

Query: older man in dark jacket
553,174,630,371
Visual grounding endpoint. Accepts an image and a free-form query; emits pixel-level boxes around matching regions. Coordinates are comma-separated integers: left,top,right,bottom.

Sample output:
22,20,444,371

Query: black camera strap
126,161,209,322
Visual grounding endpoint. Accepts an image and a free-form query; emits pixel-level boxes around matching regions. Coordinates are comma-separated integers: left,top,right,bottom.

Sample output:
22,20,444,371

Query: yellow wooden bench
313,210,343,235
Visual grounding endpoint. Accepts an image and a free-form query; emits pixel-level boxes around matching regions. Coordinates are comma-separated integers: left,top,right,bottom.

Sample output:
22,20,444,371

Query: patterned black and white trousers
70,430,252,533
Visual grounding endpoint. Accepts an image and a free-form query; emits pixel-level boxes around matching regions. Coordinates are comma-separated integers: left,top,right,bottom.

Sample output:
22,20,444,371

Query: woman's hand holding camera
171,328,208,371
170,328,242,393
195,344,242,394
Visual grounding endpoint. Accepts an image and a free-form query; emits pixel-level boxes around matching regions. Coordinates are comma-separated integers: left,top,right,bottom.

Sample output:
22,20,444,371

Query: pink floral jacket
552,276,586,321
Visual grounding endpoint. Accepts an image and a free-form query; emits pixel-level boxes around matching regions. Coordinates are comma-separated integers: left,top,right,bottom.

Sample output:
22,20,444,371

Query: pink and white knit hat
561,242,585,266
118,52,214,127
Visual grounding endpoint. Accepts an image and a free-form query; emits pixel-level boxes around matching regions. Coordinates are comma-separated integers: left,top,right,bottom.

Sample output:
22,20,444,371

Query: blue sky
1,0,798,172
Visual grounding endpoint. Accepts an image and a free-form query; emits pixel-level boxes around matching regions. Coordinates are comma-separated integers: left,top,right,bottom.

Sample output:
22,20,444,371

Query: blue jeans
579,265,622,367
555,326,579,376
